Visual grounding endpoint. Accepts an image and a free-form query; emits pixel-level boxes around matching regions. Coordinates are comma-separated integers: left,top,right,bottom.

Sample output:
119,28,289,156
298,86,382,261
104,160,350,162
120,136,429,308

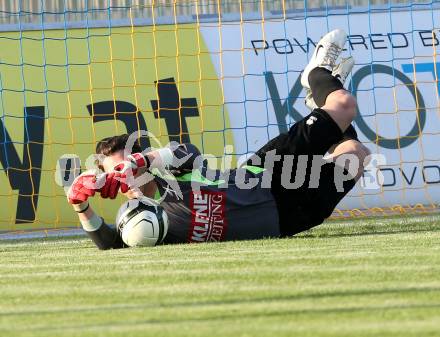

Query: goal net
0,0,439,234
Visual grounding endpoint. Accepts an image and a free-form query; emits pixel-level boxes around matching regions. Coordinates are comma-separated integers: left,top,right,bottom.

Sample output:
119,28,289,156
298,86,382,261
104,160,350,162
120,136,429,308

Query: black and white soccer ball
116,198,168,247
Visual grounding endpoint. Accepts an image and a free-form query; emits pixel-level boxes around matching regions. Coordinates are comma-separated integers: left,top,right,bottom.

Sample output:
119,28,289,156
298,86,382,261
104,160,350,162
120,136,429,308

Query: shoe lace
332,58,353,83
321,43,342,67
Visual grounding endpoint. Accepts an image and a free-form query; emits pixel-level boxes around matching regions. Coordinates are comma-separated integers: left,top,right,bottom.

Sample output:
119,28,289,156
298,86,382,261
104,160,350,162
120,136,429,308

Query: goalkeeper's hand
111,149,172,194
67,169,129,212
112,153,150,191
113,153,150,175
113,148,174,175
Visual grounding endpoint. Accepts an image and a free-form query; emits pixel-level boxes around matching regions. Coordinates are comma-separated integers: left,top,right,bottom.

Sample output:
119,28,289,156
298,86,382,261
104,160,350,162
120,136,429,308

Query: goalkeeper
67,29,371,249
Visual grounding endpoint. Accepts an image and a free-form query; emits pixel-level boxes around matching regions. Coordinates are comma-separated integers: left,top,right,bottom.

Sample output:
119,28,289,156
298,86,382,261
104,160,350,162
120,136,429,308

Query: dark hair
95,134,142,156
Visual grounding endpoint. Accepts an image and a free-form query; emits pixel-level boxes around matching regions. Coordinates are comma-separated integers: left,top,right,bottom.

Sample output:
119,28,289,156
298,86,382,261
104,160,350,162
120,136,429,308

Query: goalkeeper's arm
116,142,202,176
76,203,125,250
67,170,125,250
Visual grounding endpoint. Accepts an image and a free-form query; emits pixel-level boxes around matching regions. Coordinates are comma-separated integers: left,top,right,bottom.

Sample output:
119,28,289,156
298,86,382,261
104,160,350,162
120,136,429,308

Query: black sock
308,67,344,107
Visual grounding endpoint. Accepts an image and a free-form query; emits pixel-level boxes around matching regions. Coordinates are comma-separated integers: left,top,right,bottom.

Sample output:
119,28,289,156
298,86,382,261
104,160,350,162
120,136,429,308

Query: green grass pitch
1,215,440,337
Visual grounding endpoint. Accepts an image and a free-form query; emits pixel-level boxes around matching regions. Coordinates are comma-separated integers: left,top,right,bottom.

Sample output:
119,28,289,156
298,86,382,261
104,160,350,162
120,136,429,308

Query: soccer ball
116,198,168,247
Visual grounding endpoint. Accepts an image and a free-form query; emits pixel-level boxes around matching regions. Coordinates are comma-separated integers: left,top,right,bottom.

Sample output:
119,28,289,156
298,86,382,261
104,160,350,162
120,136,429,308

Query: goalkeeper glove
113,153,150,176
67,169,128,212
113,148,174,174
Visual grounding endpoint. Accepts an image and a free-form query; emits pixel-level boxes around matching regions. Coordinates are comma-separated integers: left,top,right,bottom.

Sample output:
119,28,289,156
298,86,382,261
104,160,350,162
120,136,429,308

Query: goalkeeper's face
101,150,148,199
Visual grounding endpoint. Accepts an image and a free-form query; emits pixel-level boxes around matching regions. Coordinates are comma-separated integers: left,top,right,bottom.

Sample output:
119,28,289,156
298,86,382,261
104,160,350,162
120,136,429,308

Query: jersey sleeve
169,143,203,175
342,124,359,141
85,220,126,250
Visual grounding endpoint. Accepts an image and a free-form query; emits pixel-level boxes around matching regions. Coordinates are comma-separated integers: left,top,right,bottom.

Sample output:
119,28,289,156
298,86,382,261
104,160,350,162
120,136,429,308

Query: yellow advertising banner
0,24,232,231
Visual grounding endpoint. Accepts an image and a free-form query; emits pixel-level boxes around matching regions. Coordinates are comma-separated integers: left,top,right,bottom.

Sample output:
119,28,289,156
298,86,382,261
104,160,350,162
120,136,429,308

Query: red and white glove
67,169,130,212
111,149,172,193
112,153,150,190
114,153,150,175
67,170,103,212
113,149,174,174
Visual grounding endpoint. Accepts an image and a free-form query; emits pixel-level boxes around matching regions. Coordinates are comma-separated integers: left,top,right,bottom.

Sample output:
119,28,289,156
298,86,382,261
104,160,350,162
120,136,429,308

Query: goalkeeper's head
95,134,152,199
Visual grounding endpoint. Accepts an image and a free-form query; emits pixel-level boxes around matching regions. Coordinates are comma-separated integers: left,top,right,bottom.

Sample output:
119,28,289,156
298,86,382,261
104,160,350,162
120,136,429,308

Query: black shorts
248,109,359,237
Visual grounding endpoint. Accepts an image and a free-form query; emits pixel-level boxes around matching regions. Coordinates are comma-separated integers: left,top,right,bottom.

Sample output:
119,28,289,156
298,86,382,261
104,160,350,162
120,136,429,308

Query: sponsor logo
189,190,227,242
0,24,231,227
306,116,317,126
315,44,323,56
251,30,436,56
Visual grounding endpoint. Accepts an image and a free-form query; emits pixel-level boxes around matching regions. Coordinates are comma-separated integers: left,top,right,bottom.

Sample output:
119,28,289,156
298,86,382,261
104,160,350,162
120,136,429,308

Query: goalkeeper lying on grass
66,29,371,249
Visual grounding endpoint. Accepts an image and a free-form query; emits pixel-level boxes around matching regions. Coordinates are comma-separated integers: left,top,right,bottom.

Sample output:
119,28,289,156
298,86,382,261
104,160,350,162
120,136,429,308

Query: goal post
0,1,439,234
